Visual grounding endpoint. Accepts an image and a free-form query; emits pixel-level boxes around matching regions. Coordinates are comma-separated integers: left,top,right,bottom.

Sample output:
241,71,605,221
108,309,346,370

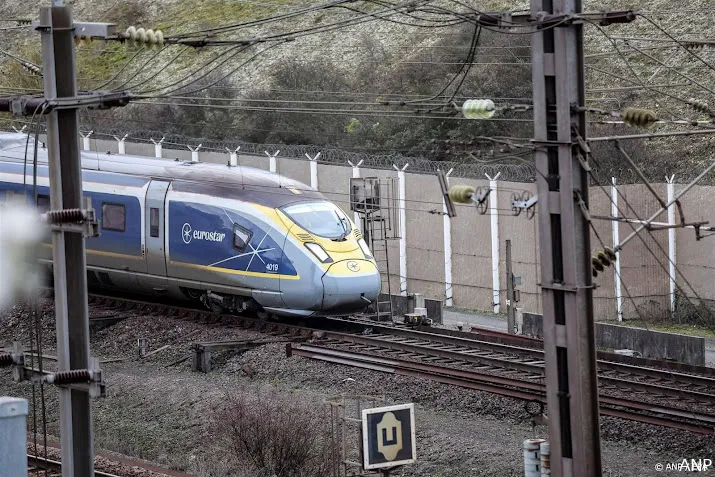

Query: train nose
321,259,381,314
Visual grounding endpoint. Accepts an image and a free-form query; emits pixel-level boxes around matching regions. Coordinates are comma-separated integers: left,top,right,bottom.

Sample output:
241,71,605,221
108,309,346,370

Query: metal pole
40,6,95,476
442,168,454,307
393,164,409,296
666,175,676,314
506,239,515,334
488,173,501,313
349,160,364,233
531,0,602,474
0,397,28,476
611,178,623,322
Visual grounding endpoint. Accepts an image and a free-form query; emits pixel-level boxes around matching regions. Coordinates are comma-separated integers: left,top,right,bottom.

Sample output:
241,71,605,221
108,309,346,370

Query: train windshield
282,201,351,239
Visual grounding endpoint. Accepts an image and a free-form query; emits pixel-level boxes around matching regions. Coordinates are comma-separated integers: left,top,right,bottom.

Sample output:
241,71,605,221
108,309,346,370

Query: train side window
150,208,160,237
102,203,126,232
36,194,50,213
233,224,251,252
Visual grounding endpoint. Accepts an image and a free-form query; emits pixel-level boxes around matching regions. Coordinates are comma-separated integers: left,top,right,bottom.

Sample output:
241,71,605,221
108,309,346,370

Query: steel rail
62,292,715,403
27,455,121,477
287,343,715,435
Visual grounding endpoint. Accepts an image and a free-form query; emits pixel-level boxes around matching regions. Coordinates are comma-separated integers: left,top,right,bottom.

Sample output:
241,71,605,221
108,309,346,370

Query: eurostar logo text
182,223,226,244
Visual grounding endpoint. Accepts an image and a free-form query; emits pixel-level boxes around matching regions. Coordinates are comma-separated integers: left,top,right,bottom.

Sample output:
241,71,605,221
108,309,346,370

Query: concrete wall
71,135,707,321
521,313,705,366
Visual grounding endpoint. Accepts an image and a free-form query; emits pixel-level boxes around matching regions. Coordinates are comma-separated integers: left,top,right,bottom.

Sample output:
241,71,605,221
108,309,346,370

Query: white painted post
486,172,501,314
666,174,676,313
79,130,93,151
393,163,409,296
151,136,164,158
305,152,321,190
611,177,623,322
264,150,279,173
442,168,454,307
188,144,202,162
0,397,28,476
523,439,546,477
226,146,240,167
114,134,128,155
348,159,364,233
11,125,27,134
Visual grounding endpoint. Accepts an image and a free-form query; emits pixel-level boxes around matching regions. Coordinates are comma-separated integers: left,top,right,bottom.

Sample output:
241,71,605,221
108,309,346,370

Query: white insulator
462,99,496,119
136,28,147,44
125,26,137,43
523,439,546,477
145,29,155,44
155,30,164,47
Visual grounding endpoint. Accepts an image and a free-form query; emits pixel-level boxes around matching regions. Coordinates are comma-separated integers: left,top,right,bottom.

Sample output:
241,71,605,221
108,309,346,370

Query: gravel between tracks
2,298,714,477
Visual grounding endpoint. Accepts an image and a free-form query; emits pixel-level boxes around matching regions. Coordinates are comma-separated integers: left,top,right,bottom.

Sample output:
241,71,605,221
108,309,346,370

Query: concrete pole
486,172,501,314
611,177,623,322
265,150,279,173
151,136,164,158
306,152,321,190
41,6,96,476
666,174,676,313
442,168,454,307
393,163,409,296
348,159,364,233
226,147,240,166
0,397,28,476
114,134,128,155
79,130,92,151
188,144,201,162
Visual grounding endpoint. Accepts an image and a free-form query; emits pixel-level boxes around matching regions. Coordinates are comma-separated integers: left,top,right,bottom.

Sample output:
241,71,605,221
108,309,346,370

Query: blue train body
0,132,381,318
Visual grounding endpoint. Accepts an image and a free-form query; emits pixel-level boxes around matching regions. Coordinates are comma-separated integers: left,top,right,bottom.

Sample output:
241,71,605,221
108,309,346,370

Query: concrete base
379,293,443,324
520,313,706,366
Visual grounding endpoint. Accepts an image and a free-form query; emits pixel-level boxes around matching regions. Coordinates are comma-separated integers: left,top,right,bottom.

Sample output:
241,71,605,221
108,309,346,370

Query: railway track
27,455,121,477
287,343,715,435
73,293,715,434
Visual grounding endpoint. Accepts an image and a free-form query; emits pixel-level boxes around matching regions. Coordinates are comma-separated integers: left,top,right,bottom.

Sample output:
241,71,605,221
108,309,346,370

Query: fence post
226,146,240,167
611,177,623,321
306,152,321,190
0,397,28,476
442,168,454,307
666,174,676,313
348,159,364,233
113,134,128,155
188,144,202,163
79,130,92,151
486,172,501,314
151,136,164,158
393,163,409,296
265,150,279,173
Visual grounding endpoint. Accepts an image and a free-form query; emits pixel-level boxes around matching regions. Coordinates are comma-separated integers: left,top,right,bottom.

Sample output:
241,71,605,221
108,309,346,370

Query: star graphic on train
208,211,275,270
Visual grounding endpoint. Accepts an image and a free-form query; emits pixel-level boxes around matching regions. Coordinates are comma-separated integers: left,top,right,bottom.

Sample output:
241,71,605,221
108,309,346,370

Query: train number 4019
266,263,279,273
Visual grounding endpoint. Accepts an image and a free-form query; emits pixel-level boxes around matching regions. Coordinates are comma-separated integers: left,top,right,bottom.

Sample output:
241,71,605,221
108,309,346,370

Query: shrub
211,389,333,477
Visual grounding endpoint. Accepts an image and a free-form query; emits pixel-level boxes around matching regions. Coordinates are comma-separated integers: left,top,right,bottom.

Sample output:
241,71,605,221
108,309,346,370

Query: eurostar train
0,132,380,318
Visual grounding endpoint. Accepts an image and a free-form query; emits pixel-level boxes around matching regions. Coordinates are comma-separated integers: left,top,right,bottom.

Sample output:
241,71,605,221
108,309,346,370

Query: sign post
361,403,416,473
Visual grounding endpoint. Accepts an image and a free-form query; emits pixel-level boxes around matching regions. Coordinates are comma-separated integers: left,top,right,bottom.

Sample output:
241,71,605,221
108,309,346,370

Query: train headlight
305,243,332,263
357,238,373,259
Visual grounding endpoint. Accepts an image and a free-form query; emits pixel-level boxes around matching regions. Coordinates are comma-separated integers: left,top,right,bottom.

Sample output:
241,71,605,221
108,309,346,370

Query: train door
143,180,171,293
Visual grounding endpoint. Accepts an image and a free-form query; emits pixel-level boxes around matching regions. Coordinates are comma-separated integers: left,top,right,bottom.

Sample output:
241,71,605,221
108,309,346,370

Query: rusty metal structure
350,177,400,321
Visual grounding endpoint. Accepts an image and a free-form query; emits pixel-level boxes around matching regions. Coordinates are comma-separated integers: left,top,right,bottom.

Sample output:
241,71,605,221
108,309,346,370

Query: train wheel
209,302,227,314
256,309,270,320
